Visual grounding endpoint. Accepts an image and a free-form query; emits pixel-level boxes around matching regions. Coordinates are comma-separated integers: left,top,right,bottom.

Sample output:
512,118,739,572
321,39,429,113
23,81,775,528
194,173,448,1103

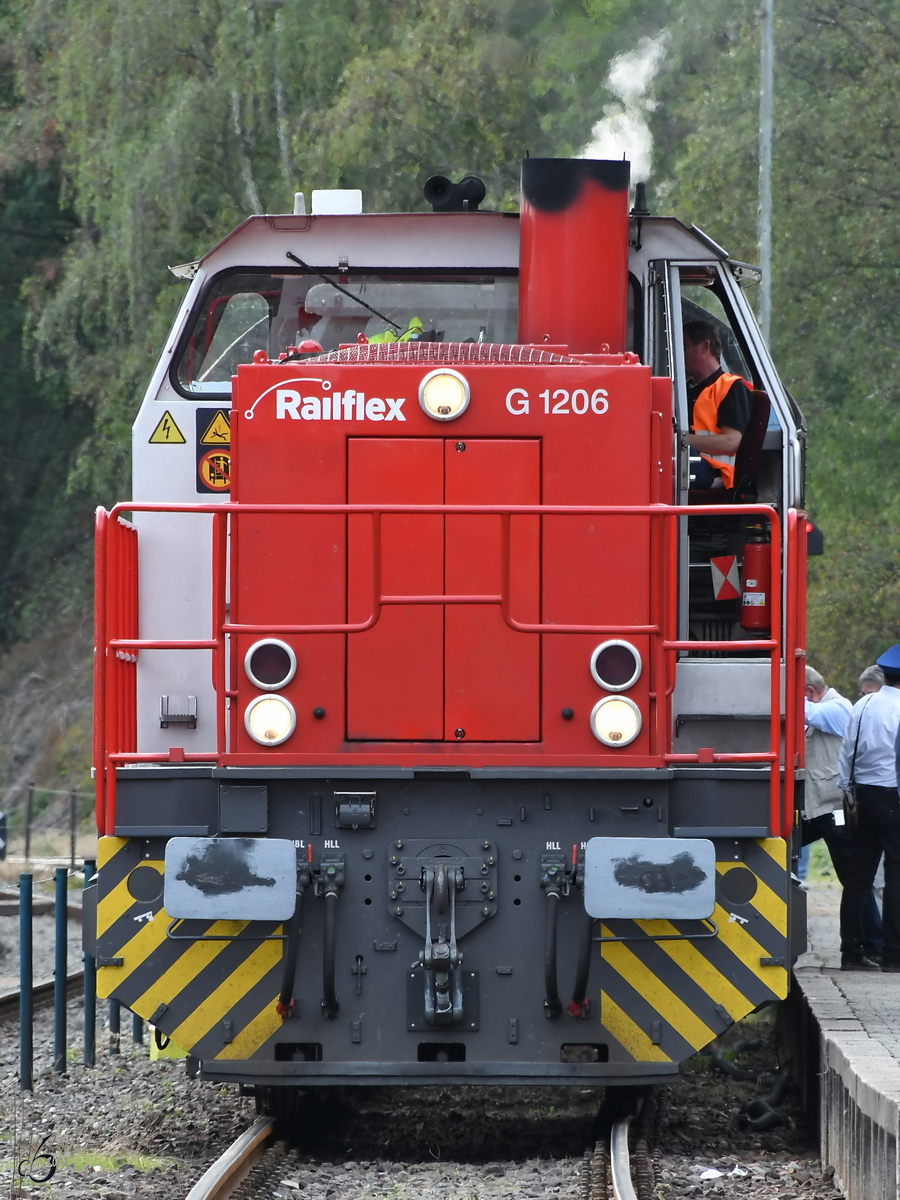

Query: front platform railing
94,501,806,840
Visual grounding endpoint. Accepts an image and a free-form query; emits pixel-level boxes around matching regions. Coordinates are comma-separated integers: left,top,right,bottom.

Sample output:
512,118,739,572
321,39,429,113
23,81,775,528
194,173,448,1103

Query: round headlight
419,369,470,421
590,640,642,691
590,696,642,747
245,639,297,691
244,695,296,746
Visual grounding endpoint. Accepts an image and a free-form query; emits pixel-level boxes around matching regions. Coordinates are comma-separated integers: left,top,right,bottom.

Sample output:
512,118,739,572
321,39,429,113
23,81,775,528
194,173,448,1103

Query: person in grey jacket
801,666,883,961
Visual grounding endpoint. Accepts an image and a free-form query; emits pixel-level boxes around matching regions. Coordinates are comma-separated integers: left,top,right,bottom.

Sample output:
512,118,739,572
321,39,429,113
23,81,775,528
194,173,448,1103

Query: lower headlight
590,696,641,747
244,695,296,746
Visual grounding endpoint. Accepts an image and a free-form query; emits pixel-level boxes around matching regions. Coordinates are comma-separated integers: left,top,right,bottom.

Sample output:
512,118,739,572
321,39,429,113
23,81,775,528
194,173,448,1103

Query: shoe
841,956,881,971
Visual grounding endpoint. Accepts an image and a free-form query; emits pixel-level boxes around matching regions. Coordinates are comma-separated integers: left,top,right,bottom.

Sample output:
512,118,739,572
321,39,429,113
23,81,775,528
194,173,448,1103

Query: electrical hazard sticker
710,555,741,601
148,411,186,444
196,408,230,493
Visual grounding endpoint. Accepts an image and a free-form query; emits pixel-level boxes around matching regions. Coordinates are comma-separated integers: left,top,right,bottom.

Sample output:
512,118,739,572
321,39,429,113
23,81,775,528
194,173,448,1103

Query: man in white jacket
802,667,883,963
838,645,900,971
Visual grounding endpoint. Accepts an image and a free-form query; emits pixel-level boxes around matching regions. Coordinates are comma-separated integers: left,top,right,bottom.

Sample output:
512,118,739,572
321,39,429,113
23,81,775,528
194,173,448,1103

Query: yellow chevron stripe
638,920,751,1020
748,876,787,936
758,838,787,868
98,836,129,869
97,909,172,998
600,926,714,1050
600,991,671,1063
716,864,787,937
215,993,283,1060
713,903,788,996
129,921,248,1024
97,859,164,936
170,934,283,1051
98,875,134,937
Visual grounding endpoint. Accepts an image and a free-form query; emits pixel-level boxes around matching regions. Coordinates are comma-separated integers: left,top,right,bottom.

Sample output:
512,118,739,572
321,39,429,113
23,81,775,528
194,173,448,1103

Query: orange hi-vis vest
691,372,751,490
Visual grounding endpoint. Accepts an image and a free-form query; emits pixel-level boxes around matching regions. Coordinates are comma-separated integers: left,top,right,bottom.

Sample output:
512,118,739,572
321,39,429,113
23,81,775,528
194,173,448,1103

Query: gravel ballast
0,996,846,1199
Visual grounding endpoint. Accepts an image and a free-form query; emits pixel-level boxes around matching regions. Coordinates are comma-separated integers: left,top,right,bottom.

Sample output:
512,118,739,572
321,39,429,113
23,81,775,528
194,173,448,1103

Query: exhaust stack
518,158,630,354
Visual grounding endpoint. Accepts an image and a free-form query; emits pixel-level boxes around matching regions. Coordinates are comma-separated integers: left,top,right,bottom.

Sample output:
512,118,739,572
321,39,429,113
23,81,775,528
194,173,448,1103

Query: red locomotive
89,159,806,1097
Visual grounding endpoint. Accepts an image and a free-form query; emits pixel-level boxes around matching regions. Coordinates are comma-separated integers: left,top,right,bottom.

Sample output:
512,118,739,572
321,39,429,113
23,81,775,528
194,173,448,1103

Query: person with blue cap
838,643,900,970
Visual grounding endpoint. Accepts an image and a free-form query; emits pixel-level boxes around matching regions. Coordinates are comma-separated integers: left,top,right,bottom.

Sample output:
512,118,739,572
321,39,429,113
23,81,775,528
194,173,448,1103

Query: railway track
183,1091,661,1200
0,971,84,1021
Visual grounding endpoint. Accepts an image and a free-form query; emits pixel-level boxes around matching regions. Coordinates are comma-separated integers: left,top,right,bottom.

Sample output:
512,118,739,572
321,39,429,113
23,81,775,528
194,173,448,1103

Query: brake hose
544,891,563,1018
322,890,340,1019
568,911,595,1016
276,885,305,1019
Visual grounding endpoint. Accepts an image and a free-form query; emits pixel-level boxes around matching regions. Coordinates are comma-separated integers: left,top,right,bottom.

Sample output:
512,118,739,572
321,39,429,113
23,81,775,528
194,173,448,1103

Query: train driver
683,320,753,490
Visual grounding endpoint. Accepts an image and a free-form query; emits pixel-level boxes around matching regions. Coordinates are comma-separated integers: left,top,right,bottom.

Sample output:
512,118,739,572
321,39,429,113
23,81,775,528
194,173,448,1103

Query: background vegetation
0,0,895,795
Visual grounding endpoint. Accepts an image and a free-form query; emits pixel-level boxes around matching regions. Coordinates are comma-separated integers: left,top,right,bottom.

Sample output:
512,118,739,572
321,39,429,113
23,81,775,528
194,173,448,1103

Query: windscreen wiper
286,250,401,330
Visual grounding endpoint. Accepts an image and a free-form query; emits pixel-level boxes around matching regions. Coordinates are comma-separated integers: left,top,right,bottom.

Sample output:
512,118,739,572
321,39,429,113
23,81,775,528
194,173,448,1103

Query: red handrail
94,499,803,838
93,508,107,834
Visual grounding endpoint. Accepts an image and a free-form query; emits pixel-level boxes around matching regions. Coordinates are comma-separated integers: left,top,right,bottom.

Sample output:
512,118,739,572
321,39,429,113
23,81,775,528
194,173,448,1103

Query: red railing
94,501,805,840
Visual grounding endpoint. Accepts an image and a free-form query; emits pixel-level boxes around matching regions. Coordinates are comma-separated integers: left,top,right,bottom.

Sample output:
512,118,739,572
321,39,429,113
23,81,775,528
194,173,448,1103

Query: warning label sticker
199,409,231,446
709,555,741,602
196,408,230,493
198,449,231,490
149,411,186,444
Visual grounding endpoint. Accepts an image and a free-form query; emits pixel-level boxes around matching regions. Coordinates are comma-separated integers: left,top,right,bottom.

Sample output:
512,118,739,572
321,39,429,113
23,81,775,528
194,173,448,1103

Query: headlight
590,640,642,691
590,696,641,747
419,369,470,421
244,695,296,746
244,639,297,691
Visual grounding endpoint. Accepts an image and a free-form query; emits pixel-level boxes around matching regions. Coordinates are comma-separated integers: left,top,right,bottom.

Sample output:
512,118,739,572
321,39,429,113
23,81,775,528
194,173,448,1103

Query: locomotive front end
88,159,807,1092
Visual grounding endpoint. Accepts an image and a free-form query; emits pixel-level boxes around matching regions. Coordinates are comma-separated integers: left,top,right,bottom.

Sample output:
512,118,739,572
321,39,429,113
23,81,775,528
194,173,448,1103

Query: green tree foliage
0,164,91,640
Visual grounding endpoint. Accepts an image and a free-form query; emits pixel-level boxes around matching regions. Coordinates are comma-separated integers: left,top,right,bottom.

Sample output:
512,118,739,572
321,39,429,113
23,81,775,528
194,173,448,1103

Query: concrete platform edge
791,967,900,1200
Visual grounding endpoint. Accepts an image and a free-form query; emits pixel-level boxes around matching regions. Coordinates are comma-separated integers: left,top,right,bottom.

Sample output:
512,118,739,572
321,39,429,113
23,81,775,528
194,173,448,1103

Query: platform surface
795,881,900,1054
794,880,900,1200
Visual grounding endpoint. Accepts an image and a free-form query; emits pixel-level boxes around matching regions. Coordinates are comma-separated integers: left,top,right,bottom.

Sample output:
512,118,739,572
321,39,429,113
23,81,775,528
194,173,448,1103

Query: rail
0,971,84,1021
183,1117,274,1200
610,1115,639,1200
94,500,804,840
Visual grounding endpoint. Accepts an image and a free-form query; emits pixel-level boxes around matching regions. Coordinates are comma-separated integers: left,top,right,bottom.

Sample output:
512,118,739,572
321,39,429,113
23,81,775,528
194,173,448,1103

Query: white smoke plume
579,33,669,181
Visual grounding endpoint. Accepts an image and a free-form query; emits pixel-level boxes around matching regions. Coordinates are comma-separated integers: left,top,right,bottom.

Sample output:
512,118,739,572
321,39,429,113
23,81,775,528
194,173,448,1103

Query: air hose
276,886,305,1019
322,890,340,1019
277,852,311,1020
544,891,563,1018
568,912,595,1016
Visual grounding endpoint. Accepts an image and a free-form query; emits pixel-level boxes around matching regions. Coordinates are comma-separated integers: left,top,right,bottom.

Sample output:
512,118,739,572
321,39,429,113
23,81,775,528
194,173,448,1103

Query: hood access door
346,438,540,742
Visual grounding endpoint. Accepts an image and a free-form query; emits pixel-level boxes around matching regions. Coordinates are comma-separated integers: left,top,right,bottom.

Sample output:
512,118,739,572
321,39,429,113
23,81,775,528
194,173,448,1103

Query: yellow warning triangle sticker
200,410,231,446
148,411,186,444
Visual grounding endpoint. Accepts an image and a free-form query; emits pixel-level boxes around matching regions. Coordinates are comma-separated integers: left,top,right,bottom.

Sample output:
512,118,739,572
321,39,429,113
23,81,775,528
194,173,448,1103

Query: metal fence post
69,790,77,870
83,859,96,1068
19,873,33,1090
24,782,34,863
132,1013,143,1044
54,867,67,1073
108,998,121,1056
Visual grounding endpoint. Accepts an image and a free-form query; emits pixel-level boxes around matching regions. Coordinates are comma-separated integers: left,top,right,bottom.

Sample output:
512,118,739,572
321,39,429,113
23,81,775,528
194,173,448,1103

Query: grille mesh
307,342,577,366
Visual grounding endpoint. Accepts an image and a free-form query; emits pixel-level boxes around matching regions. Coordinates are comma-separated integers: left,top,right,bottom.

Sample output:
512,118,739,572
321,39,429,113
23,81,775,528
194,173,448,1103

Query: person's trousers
838,784,900,964
802,811,883,956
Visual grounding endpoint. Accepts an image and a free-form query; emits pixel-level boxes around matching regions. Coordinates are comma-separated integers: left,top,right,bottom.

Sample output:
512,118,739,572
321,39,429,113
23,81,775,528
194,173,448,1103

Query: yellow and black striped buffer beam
598,838,789,1065
95,837,284,1060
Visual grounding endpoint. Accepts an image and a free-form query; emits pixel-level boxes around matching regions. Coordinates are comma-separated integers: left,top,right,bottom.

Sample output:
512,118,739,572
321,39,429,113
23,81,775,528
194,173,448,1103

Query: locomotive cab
89,160,806,1092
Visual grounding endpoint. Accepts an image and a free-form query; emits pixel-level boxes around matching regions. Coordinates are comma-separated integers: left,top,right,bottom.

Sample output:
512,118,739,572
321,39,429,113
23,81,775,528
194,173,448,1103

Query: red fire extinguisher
740,524,771,631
